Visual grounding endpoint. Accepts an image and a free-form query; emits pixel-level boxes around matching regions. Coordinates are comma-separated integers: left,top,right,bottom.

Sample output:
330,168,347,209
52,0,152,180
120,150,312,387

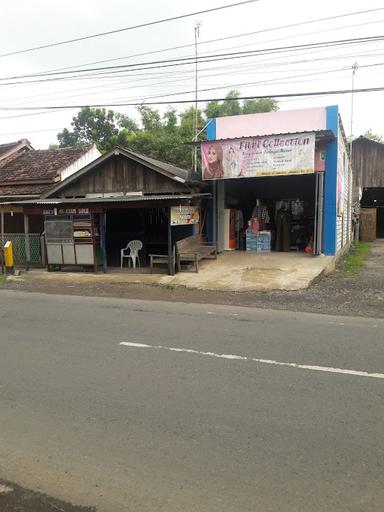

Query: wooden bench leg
177,256,181,272
195,254,199,273
150,256,153,273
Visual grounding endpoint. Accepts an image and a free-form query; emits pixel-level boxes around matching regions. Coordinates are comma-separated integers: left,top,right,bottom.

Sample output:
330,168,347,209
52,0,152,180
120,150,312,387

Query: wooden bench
149,247,175,273
175,234,217,273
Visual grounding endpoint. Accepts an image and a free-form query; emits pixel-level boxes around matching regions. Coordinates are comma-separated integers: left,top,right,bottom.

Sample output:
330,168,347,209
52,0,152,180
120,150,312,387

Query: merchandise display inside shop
221,174,316,254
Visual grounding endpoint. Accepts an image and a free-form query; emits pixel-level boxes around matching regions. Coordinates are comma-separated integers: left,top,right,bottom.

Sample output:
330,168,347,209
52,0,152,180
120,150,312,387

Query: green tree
205,90,278,118
57,106,136,152
363,129,383,143
242,98,278,114
120,105,204,170
55,91,278,169
136,105,162,132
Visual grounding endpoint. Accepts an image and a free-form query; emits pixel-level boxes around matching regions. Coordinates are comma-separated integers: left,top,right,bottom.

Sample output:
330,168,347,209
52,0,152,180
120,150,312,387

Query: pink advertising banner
202,132,315,181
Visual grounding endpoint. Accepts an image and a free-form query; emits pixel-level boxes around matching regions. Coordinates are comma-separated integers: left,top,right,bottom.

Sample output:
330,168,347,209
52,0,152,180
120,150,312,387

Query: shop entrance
105,208,168,267
219,174,319,254
361,188,384,238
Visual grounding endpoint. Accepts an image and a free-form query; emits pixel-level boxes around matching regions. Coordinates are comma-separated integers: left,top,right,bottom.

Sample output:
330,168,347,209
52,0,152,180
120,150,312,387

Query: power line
4,44,384,108
0,0,260,59
0,127,63,137
1,34,383,86
19,7,384,77
1,86,383,111
0,61,362,107
79,62,384,105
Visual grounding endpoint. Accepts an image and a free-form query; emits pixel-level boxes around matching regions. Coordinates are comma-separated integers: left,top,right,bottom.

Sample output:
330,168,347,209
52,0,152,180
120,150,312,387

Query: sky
0,0,383,149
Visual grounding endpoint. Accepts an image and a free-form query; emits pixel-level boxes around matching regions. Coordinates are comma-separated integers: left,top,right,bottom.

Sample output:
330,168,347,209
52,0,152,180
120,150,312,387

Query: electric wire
0,0,260,59
1,34,383,87
16,7,384,77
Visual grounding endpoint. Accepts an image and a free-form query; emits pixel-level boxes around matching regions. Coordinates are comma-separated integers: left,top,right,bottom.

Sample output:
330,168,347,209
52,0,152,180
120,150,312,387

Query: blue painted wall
206,118,216,242
323,106,338,255
206,118,216,141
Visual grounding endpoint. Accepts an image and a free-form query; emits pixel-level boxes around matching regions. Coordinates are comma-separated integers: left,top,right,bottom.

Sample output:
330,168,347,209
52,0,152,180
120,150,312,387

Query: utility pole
350,61,358,243
193,20,201,174
350,62,358,159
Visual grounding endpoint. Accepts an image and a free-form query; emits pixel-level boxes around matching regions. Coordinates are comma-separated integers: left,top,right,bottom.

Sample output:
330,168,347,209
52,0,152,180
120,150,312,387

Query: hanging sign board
170,206,200,226
202,132,315,180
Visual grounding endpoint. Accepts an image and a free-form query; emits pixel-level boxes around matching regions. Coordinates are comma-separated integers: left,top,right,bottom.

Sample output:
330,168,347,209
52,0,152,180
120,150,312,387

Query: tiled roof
0,141,20,158
0,145,93,198
0,145,92,183
0,183,54,197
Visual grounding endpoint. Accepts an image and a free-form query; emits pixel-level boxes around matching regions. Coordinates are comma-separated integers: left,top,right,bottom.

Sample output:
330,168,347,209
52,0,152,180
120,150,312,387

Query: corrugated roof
353,136,384,148
5,193,210,206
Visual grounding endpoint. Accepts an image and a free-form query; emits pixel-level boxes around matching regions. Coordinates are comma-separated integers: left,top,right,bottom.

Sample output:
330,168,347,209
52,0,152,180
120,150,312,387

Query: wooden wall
58,155,190,197
352,138,384,188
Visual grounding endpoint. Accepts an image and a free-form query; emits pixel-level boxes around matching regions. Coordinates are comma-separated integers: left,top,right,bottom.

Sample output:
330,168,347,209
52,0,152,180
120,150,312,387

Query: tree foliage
362,129,383,143
205,90,278,118
56,91,279,169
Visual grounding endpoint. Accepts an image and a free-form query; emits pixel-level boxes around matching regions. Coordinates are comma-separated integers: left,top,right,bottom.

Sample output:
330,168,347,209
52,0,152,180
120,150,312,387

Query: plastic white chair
120,240,143,269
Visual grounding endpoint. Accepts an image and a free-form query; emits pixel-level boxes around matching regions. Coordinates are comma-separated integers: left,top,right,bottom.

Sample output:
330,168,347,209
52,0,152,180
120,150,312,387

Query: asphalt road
0,290,383,512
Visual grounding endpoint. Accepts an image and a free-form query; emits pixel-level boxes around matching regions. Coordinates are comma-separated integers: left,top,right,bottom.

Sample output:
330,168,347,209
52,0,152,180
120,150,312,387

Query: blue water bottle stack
246,229,271,253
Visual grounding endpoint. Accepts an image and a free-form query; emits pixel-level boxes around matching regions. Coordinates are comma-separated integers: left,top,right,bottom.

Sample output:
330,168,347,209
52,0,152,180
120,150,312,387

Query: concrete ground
10,250,335,292
4,241,384,318
165,251,335,291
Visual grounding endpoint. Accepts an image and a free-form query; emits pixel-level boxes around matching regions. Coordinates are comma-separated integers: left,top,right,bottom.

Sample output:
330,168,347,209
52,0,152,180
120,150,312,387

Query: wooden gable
55,154,190,198
353,138,384,188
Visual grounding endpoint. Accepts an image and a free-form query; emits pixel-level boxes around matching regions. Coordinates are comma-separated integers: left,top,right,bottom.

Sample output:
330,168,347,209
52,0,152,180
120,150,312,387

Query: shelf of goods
45,214,99,267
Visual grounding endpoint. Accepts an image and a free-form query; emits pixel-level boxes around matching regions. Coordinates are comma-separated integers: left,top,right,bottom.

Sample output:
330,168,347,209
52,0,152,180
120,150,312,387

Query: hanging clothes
275,208,291,252
234,210,244,232
252,204,270,231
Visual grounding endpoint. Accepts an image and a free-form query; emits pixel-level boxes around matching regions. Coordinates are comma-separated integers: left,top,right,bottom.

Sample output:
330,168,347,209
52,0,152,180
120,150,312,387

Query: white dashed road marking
119,342,384,380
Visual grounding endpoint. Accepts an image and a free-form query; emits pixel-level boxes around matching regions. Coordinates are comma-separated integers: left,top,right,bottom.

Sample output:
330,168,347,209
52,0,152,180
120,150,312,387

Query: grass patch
342,242,372,273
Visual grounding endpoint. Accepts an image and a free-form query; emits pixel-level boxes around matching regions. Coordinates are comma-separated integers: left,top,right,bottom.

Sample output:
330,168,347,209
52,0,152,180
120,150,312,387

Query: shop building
203,106,352,257
12,147,208,274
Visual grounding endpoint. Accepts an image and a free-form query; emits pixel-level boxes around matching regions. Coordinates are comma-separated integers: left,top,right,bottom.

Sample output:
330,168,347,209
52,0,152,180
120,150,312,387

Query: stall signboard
202,132,315,180
42,207,91,215
170,206,200,226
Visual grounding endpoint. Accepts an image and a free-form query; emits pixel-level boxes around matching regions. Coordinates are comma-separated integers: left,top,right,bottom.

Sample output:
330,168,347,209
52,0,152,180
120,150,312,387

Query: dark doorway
224,174,316,251
105,208,168,267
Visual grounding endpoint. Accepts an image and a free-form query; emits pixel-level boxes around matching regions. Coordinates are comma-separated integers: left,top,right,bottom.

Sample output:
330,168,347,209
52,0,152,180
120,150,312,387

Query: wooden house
14,147,208,274
352,136,384,239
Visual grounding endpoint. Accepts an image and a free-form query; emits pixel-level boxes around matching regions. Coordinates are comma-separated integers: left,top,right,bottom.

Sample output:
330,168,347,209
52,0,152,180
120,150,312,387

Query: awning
3,192,211,208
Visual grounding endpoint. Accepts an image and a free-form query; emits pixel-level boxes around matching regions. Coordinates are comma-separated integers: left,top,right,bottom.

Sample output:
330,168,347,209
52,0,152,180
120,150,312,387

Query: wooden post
1,210,4,273
91,213,98,273
167,208,174,276
212,181,217,247
24,213,31,271
100,211,107,273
